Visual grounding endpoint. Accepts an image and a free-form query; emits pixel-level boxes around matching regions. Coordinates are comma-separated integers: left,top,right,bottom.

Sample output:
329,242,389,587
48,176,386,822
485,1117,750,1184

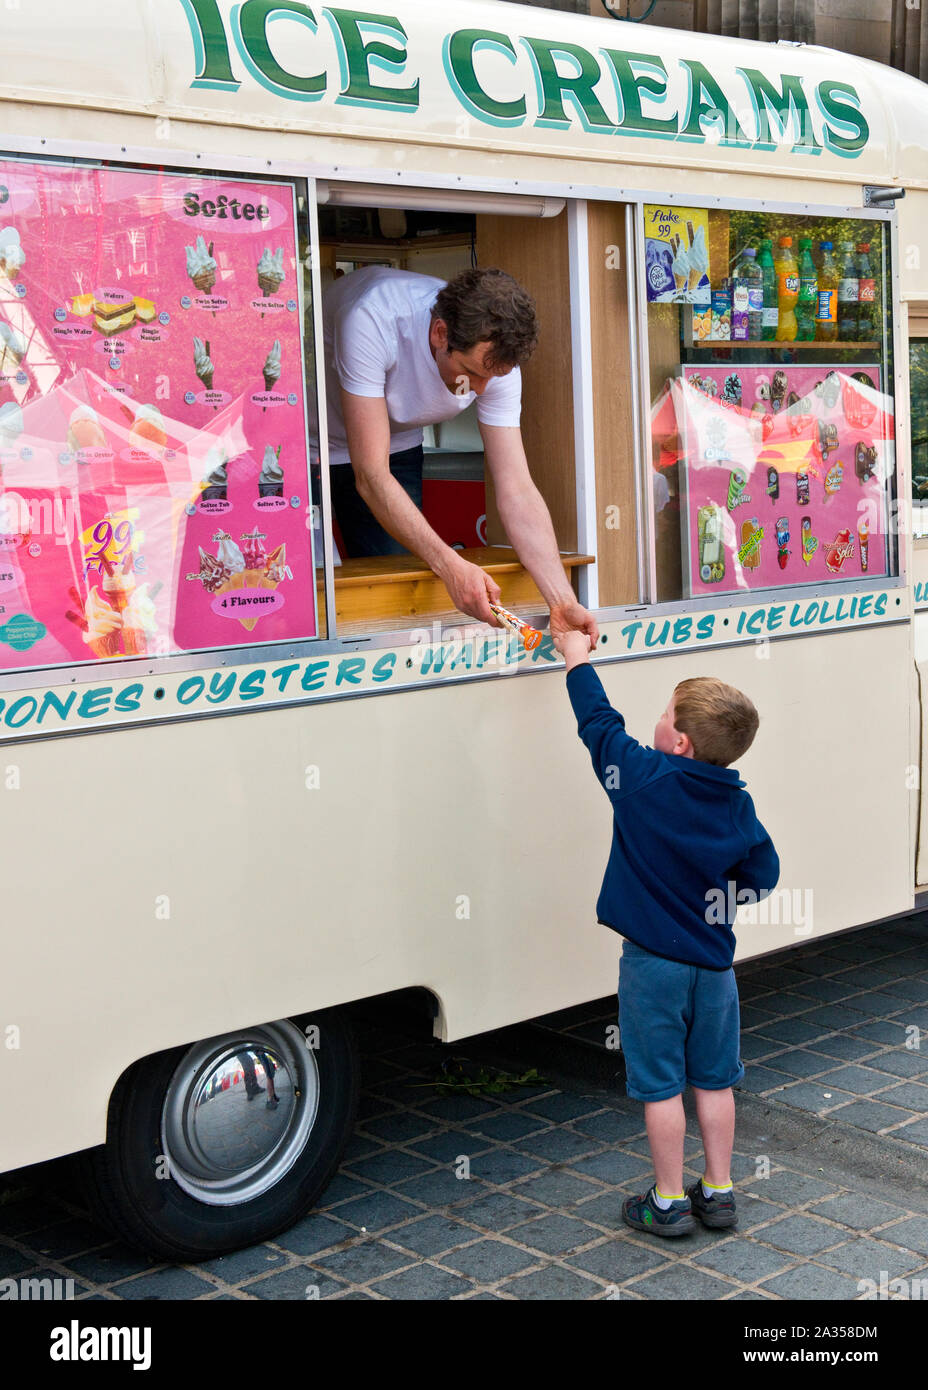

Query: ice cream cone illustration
186,235,217,295
122,581,158,655
129,404,167,455
77,585,123,657
262,339,281,400
186,546,229,593
101,554,136,614
0,321,26,372
258,444,283,497
670,234,688,296
194,337,214,395
687,222,708,297
67,404,106,453
240,526,268,585
257,247,284,313
200,446,228,501
0,227,25,282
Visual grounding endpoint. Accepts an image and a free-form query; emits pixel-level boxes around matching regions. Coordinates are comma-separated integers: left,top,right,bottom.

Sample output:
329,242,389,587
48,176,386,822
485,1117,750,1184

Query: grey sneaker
686,1181,738,1229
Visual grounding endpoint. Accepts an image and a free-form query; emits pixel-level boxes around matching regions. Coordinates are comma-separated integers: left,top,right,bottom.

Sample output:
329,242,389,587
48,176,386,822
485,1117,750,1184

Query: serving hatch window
643,204,896,603
0,156,327,676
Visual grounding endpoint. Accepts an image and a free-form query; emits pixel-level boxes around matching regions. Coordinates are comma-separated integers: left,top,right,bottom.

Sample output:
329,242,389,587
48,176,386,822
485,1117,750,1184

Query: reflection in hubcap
161,1021,319,1206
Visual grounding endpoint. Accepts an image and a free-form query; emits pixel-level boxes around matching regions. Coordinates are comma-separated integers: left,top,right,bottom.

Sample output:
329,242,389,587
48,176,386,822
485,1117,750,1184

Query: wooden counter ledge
317,546,594,635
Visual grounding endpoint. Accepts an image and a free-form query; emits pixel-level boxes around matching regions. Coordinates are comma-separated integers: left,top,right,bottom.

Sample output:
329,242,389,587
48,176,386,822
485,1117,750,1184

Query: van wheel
80,1013,359,1262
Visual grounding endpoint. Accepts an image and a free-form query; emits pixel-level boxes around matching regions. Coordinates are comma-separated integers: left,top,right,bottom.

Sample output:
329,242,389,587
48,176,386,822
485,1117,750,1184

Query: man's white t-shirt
321,266,523,466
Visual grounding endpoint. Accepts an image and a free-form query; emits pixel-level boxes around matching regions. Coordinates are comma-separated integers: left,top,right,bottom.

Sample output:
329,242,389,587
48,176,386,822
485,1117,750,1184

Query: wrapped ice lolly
489,602,542,651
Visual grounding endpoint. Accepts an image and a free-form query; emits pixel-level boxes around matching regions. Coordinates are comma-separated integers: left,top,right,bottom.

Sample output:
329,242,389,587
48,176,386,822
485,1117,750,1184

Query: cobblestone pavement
1,914,927,1300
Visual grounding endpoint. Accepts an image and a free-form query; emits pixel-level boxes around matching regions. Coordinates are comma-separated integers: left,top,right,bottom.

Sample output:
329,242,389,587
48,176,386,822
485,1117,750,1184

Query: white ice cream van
1,0,928,1257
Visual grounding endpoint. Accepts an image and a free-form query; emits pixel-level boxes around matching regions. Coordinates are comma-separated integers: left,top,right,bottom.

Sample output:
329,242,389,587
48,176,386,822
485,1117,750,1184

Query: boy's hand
553,628,593,671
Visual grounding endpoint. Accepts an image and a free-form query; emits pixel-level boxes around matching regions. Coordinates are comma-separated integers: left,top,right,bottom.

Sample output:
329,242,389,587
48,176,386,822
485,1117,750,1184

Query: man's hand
549,597,599,651
553,628,592,672
437,553,503,624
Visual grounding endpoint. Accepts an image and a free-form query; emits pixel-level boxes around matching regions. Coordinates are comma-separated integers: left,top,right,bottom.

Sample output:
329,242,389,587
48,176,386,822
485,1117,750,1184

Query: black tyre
80,1012,359,1262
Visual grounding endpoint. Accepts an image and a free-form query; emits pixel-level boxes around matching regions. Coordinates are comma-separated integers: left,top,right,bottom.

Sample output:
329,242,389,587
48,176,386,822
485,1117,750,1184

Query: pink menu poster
0,160,316,671
677,364,892,597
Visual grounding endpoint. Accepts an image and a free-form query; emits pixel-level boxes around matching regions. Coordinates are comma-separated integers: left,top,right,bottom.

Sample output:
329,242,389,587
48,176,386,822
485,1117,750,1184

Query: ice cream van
1,0,927,1258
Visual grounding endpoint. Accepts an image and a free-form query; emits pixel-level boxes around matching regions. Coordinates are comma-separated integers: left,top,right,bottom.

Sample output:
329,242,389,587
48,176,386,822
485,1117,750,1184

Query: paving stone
357,1093,399,1121
343,1149,437,1186
506,1214,603,1256
626,1263,737,1300
29,1219,110,1261
872,1080,928,1110
358,1112,438,1144
465,1111,548,1141
739,1004,780,1030
759,1264,867,1299
56,1243,159,1285
741,966,812,990
387,1216,475,1258
1,1267,87,1298
758,1049,832,1078
812,1034,882,1061
867,1049,928,1078
417,1095,503,1121
760,1215,846,1255
870,979,928,1003
567,1021,615,1047
0,1245,38,1278
499,1265,602,1299
572,1191,631,1232
110,1268,217,1300
513,1170,606,1208
570,1110,646,1142
737,1067,794,1093
394,1168,487,1207
795,1003,872,1030
693,1238,795,1283
814,1065,896,1095
742,1171,838,1206
521,1093,607,1123
511,1129,602,1163
566,1150,653,1185
809,1194,908,1232
198,1244,286,1282
849,1021,911,1045
790,953,852,977
729,1289,775,1299
888,1118,928,1146
312,1239,412,1284
315,1173,372,1208
453,1191,545,1231
878,1217,928,1256
449,1147,542,1186
408,1131,491,1163
817,1239,926,1280
738,1034,779,1061
244,1267,346,1300
273,1214,357,1254
746,993,817,1017
774,1081,857,1113
370,1265,475,1299
828,1099,919,1132
792,977,862,1003
566,1236,671,1283
844,991,911,1016
0,1201,62,1239
752,1018,832,1045
440,1238,538,1281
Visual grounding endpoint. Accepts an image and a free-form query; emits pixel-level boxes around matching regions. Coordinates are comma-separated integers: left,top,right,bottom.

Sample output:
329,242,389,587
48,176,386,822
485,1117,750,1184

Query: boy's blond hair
672,677,759,767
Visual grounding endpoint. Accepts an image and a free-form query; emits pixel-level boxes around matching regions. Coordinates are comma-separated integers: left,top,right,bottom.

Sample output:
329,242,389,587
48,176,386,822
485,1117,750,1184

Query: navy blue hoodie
567,663,779,971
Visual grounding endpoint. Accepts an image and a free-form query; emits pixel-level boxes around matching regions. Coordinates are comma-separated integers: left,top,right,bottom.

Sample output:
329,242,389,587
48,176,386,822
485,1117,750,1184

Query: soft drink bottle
795,237,817,341
759,239,778,341
837,240,859,342
732,247,763,341
856,242,876,342
775,235,799,341
815,241,839,342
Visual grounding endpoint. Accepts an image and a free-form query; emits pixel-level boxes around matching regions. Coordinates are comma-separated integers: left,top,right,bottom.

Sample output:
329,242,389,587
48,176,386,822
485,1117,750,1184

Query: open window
311,183,596,638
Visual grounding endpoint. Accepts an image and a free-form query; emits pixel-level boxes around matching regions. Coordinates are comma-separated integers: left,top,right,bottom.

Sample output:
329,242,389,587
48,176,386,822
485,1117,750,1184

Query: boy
554,630,779,1237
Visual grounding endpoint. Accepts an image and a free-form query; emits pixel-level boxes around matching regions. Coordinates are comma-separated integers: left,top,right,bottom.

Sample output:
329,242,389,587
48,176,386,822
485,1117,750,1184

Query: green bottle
796,237,817,341
758,239,777,341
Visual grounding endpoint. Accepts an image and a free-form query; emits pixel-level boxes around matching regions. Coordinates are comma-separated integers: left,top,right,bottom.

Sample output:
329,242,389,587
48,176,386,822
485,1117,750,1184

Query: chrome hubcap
161,1020,319,1206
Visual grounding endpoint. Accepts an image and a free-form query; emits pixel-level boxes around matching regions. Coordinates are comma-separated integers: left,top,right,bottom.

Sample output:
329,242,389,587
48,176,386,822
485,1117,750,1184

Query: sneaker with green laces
622,1186,695,1237
686,1181,738,1229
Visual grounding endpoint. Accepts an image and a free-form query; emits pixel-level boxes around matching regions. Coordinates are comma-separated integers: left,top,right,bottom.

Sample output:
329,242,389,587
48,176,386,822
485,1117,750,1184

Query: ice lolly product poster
674,364,891,597
0,159,317,672
644,206,711,305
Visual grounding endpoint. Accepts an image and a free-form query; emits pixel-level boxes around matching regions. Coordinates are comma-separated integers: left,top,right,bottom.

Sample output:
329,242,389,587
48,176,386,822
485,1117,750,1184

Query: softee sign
179,1,869,157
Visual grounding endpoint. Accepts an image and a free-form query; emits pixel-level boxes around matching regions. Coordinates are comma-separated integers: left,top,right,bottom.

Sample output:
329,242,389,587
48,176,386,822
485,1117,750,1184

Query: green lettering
233,0,326,100
521,36,614,131
600,50,677,138
179,0,241,90
679,60,748,146
737,67,821,154
443,29,525,127
323,8,418,110
815,79,869,157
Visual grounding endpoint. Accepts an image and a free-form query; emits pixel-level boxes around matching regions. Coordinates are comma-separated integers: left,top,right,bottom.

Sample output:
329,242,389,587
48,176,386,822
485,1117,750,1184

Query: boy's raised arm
554,632,657,801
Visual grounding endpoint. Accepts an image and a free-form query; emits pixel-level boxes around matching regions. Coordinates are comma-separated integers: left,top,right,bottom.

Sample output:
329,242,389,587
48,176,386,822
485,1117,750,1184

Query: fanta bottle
775,235,799,342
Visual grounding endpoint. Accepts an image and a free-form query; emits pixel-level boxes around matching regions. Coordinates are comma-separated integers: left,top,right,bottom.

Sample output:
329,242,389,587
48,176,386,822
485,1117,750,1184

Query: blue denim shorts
617,938,744,1102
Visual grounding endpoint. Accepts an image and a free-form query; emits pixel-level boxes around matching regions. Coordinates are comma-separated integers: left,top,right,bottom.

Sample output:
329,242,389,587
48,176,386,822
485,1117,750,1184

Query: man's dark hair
432,268,538,370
